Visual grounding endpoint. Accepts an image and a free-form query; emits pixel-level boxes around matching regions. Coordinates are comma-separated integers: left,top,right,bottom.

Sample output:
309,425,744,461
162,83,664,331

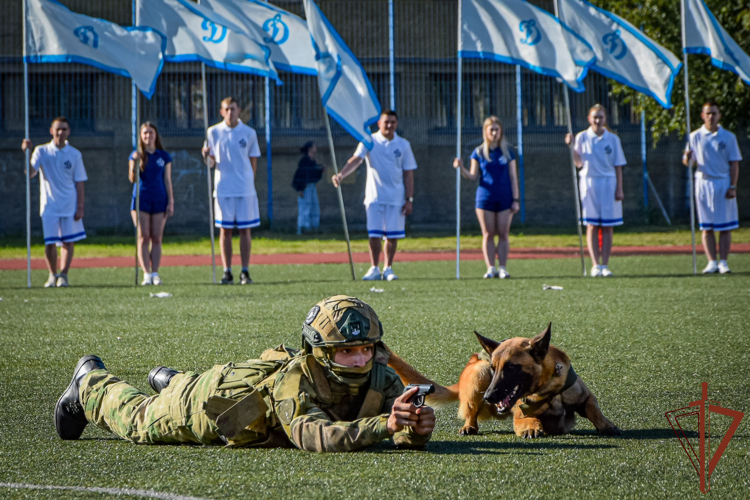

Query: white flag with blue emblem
24,0,165,98
684,0,750,84
559,0,681,108
137,0,279,82
303,0,381,148
460,0,595,92
200,0,316,75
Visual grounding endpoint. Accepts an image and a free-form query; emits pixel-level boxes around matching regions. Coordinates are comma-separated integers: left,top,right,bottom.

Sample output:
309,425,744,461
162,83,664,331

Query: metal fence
1,0,747,238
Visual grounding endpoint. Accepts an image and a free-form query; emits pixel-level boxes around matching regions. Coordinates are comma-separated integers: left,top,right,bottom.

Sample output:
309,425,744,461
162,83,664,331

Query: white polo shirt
206,119,261,198
574,128,626,178
354,131,418,206
687,125,742,179
30,141,87,218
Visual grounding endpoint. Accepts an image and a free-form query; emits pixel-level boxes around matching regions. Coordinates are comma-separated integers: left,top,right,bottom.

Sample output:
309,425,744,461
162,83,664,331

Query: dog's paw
598,425,622,437
519,428,545,439
459,425,478,436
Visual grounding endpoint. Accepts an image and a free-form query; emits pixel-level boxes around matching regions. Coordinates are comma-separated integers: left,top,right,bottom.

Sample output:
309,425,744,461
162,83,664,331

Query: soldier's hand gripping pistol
403,384,435,408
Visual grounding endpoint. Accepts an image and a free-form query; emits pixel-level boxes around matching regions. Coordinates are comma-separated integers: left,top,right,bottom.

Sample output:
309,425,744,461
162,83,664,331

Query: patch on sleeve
278,398,297,425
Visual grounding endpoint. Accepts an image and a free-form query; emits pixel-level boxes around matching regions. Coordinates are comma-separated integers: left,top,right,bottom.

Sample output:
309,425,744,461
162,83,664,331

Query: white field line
0,482,211,500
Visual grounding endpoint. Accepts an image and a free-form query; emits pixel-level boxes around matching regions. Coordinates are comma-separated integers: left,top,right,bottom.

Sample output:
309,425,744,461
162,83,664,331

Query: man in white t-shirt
21,117,87,288
333,110,417,281
202,97,261,285
684,100,742,274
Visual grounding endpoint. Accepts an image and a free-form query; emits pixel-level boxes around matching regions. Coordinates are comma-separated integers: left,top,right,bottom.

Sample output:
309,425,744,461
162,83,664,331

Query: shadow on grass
397,440,617,455
614,428,699,439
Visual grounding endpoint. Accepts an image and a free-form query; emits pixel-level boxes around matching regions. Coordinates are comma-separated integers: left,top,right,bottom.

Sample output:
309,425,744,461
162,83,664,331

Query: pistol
404,384,435,408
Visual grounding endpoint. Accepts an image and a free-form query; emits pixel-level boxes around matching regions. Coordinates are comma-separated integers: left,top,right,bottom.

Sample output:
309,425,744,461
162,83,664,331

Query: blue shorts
476,199,512,212
131,196,168,214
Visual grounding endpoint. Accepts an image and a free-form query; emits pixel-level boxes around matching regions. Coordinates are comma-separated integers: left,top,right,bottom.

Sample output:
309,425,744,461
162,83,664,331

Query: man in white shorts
21,117,87,288
333,110,417,281
684,100,741,274
202,97,261,285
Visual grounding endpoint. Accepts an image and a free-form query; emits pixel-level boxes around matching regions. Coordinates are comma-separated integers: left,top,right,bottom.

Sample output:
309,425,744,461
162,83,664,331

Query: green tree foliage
594,0,750,142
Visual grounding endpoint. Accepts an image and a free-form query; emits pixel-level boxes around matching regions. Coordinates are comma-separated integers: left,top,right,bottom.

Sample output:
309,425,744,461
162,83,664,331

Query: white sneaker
383,267,398,281
45,273,58,288
362,266,382,281
702,261,719,274
141,272,152,286
483,266,497,279
718,260,731,274
498,266,510,279
600,266,613,277
55,274,69,287
590,265,602,277
151,273,163,285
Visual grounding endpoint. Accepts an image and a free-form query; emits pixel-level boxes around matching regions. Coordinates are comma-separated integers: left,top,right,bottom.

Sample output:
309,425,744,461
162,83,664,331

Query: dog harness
518,364,578,416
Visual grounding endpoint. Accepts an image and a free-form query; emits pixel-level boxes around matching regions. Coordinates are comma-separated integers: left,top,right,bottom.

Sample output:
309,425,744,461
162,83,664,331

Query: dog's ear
529,323,552,360
474,330,501,355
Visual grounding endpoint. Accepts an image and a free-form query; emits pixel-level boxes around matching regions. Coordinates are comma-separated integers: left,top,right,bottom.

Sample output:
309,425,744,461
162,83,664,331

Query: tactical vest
205,343,391,447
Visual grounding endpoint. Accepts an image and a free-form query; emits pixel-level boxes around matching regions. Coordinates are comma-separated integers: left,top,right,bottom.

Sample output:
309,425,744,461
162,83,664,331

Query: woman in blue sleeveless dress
129,122,174,285
454,116,520,278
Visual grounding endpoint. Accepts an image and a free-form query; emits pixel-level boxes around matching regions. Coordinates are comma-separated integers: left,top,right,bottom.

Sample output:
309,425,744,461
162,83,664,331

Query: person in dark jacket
292,142,325,234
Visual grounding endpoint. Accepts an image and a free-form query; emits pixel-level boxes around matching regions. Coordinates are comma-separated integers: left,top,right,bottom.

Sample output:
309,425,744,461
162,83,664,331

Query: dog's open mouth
495,385,520,413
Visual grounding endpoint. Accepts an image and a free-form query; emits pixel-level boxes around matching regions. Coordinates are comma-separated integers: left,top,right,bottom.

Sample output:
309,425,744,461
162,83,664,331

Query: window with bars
429,72,514,132
140,72,264,136
1,73,98,135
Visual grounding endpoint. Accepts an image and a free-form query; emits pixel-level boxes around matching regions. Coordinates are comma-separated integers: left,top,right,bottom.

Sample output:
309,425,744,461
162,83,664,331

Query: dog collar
519,364,578,416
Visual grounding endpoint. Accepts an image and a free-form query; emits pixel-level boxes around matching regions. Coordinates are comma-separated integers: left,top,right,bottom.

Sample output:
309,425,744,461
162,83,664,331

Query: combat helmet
302,295,383,379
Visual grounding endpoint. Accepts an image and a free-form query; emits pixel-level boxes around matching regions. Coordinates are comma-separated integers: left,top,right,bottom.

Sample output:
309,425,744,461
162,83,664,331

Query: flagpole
455,0,462,280
388,0,395,110
554,0,585,276
201,64,217,284
680,0,697,275
132,0,139,287
133,83,140,287
23,0,31,288
265,77,272,226
516,65,525,223
641,107,648,223
324,111,356,280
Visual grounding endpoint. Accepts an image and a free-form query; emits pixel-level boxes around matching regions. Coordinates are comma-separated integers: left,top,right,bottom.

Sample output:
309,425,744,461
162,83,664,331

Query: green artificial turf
2,226,749,260
0,255,748,499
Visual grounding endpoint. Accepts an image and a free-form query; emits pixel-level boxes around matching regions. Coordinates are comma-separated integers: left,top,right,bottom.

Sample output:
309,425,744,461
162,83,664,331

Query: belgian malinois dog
388,324,621,438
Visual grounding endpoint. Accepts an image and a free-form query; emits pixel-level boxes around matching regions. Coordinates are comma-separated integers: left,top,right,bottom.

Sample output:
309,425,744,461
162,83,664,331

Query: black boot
148,366,179,394
54,355,106,440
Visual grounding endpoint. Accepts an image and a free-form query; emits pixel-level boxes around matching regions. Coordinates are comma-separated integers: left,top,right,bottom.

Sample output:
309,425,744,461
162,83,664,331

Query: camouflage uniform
79,343,430,452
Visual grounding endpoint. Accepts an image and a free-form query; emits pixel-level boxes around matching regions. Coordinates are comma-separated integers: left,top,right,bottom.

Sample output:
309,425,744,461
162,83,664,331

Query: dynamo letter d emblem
73,26,99,48
519,20,541,46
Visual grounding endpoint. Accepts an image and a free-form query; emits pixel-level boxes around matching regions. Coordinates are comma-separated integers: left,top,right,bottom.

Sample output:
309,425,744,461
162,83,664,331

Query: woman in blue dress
454,116,520,278
129,122,174,285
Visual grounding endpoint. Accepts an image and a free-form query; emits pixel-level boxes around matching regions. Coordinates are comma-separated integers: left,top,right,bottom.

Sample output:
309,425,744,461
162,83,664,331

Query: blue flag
137,0,279,82
303,0,381,149
24,0,165,98
559,0,682,108
684,0,750,84
200,0,317,75
460,0,595,92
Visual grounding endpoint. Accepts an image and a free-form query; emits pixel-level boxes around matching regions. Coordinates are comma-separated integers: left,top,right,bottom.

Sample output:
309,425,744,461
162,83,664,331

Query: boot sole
54,355,103,440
